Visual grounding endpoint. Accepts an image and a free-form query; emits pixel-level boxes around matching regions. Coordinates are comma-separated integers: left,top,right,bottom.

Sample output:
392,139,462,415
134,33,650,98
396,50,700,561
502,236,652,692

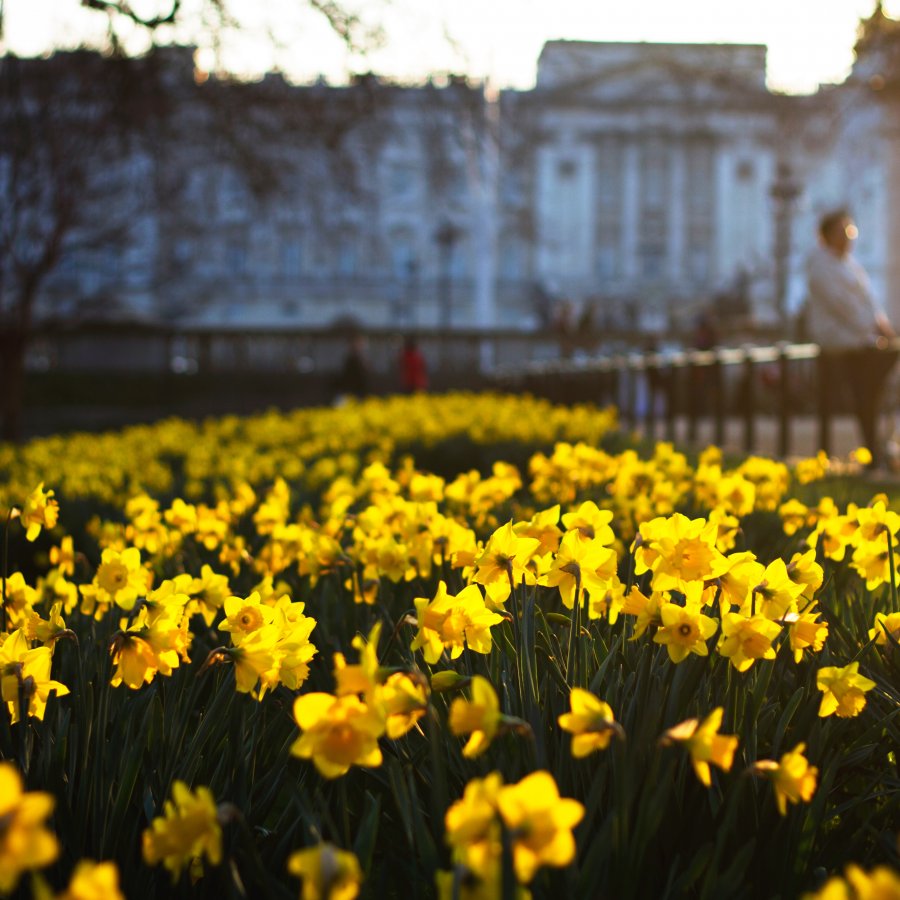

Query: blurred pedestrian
806,209,897,466
399,336,428,393
336,334,369,401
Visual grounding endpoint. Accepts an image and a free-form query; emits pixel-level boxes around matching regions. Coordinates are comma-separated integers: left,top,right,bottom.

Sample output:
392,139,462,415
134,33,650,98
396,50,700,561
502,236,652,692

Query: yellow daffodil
20,482,59,542
786,612,829,663
444,772,504,880
816,662,876,718
558,689,622,756
0,762,59,893
803,863,900,900
449,675,502,758
472,522,540,606
58,860,124,900
539,531,617,610
142,781,222,881
287,843,362,900
653,596,718,663
869,611,900,646
495,771,584,884
717,613,782,672
291,692,384,778
411,582,503,664
660,707,739,787
380,671,429,739
751,743,818,816
48,535,76,577
0,630,70,722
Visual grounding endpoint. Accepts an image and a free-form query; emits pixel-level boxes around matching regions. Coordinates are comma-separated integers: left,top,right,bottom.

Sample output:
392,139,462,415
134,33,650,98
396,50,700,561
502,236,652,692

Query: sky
3,0,899,94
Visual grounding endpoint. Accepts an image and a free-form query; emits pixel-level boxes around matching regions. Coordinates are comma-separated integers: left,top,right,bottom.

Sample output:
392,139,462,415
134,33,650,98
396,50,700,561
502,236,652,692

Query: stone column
714,139,732,283
668,139,686,282
884,115,900,325
622,136,641,282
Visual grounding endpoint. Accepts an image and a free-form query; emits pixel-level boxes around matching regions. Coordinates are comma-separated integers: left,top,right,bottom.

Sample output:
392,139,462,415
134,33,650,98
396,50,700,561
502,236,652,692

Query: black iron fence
492,342,900,458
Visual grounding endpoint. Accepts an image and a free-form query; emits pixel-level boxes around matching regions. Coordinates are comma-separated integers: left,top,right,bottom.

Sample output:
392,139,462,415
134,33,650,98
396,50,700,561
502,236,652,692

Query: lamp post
770,161,801,327
434,220,462,331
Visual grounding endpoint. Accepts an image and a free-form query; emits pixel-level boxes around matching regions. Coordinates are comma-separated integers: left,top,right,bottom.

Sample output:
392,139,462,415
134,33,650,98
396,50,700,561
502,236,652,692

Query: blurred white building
9,3,900,336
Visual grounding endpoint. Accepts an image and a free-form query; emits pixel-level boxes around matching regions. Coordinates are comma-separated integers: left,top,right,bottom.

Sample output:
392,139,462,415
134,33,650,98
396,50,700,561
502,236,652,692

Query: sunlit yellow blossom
109,629,159,690
58,860,125,900
558,689,621,756
653,599,718,663
287,843,362,900
48,535,76,577
561,500,615,545
0,762,59,893
291,692,384,778
660,707,738,787
0,630,70,722
472,522,540,605
587,574,627,623
786,611,829,663
621,586,664,640
786,549,824,602
850,538,897,591
870,611,900,646
795,451,829,485
230,625,282,695
779,499,812,537
816,662,876,718
219,591,276,642
3,571,38,627
189,565,232,626
715,474,756,517
803,863,900,900
539,530,617,609
751,743,818,816
513,505,562,558
634,513,730,593
748,558,806,620
496,771,584,883
24,601,68,647
717,612,781,672
444,772,503,881
856,499,900,544
20,482,59,542
435,865,532,900
142,781,222,881
333,623,381,698
380,671,429,739
449,675,502,758
411,582,503,664
84,546,149,613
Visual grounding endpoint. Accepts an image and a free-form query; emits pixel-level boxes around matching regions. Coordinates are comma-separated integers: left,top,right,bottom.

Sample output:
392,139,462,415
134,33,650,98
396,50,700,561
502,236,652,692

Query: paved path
632,414,895,461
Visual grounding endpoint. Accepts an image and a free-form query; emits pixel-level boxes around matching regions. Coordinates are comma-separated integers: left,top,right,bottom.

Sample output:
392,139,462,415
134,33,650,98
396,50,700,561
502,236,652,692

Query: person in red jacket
399,336,428,393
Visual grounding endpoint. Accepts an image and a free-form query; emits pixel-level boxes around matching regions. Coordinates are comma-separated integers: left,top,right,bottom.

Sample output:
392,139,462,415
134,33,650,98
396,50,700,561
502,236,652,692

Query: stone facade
7,5,900,336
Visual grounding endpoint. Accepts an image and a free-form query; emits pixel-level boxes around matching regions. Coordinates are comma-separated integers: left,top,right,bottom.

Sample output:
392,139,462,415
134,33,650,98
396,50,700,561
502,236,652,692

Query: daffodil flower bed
0,392,897,899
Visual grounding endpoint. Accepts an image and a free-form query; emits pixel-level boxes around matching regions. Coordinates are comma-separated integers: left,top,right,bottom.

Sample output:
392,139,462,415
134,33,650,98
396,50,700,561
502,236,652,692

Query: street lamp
770,161,801,326
434,220,462,331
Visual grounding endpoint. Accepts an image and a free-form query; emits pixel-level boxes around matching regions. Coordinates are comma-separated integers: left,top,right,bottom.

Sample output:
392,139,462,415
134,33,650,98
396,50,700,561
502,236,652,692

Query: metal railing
492,342,899,458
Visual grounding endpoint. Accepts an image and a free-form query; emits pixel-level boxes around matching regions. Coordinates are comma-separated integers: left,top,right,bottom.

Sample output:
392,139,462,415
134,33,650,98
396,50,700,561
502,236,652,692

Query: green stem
887,528,899,615
566,572,582,686
1,507,13,634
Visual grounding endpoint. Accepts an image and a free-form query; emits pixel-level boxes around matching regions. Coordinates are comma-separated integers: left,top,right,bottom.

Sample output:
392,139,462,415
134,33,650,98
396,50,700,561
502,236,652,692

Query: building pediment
533,56,774,108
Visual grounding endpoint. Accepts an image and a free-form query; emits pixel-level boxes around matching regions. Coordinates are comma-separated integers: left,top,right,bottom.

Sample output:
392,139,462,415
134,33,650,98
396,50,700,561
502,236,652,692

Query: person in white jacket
805,209,897,466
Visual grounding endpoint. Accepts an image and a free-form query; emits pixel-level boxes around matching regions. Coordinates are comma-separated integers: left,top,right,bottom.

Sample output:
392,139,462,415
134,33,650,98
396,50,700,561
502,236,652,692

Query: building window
390,229,416,279
228,242,247,276
338,229,359,276
388,161,416,201
281,238,302,277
